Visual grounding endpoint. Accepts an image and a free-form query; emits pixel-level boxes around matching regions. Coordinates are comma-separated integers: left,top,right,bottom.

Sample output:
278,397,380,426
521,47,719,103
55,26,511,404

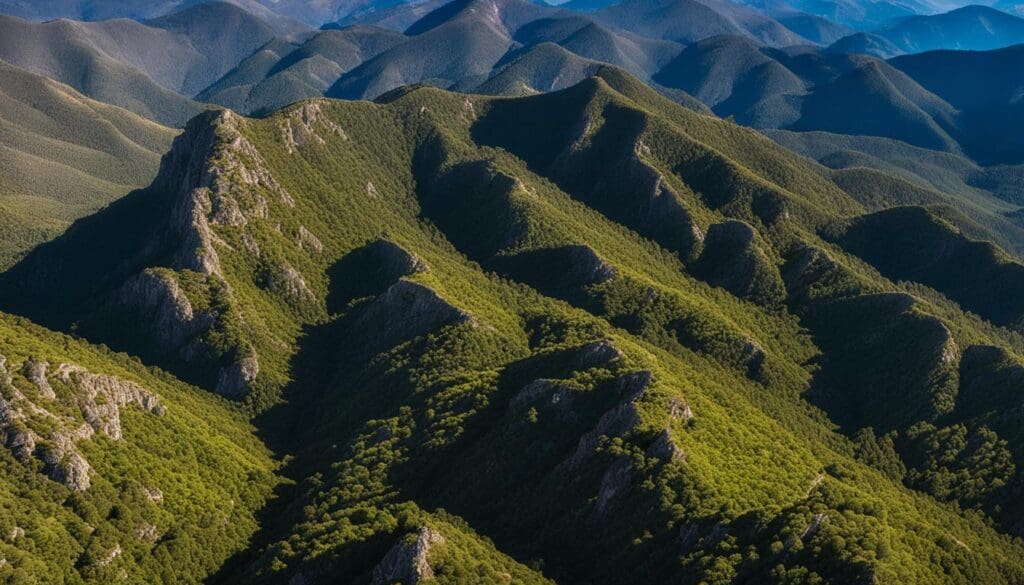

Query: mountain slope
0,59,177,268
0,311,277,582
5,70,1024,583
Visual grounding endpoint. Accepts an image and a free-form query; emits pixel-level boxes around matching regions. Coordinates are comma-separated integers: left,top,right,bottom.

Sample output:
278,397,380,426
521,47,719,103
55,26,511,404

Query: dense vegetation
0,313,278,583
3,67,1024,583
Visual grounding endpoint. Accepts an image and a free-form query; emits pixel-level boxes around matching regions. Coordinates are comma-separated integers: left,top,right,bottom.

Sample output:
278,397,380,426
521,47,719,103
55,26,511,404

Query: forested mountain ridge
3,69,1024,583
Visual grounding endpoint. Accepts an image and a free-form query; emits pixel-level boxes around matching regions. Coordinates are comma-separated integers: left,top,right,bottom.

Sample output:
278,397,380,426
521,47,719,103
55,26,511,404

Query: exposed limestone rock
163,110,293,276
99,543,122,567
647,429,685,463
242,232,261,257
573,340,624,370
366,181,380,198
42,430,93,491
0,360,163,490
9,526,24,541
216,352,260,399
55,364,165,440
279,101,347,154
22,358,55,400
135,523,160,543
353,280,472,356
114,269,216,355
592,457,633,518
510,379,576,420
265,262,314,303
297,226,323,253
668,397,694,421
938,323,959,365
371,527,445,585
143,486,164,502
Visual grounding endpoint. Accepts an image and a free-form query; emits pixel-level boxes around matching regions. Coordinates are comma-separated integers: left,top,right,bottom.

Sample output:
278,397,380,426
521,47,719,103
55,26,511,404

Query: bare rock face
216,352,260,399
263,262,315,305
297,226,324,253
21,358,55,400
592,457,633,518
371,527,445,585
115,269,215,352
0,359,163,491
353,280,472,356
56,364,165,440
162,110,293,276
573,340,624,370
646,429,685,463
279,101,347,154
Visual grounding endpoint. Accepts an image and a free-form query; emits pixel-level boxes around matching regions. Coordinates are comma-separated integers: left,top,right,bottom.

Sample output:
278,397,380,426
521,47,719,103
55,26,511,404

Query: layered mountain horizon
2,0,1024,583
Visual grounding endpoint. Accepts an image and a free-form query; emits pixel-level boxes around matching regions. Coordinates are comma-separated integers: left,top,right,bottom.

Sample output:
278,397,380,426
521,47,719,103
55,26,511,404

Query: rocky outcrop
113,269,215,353
0,359,163,491
55,363,165,440
646,429,685,463
162,109,293,276
264,262,314,304
593,457,633,518
21,358,55,400
371,527,445,585
216,352,260,399
572,340,624,370
352,280,472,357
279,101,347,154
297,226,324,253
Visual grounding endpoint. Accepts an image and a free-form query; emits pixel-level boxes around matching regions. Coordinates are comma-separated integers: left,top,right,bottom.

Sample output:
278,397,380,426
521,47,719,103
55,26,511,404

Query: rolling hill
4,69,1024,583
0,59,177,268
0,14,203,126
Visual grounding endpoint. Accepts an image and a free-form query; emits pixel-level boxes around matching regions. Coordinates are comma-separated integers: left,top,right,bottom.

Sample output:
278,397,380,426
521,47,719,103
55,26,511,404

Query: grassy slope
8,67,1024,583
0,60,176,268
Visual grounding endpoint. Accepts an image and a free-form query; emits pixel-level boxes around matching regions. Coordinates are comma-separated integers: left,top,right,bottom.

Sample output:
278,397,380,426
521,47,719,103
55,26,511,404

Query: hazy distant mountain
773,10,854,43
890,44,1024,164
0,14,202,125
0,0,310,34
873,5,1024,52
825,31,903,56
201,0,686,111
589,0,809,45
0,59,175,267
198,26,407,113
325,0,450,30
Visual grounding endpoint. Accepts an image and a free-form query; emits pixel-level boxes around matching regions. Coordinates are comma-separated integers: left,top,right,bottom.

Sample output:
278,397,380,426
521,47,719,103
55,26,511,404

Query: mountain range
3,68,1024,583
2,0,1024,583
